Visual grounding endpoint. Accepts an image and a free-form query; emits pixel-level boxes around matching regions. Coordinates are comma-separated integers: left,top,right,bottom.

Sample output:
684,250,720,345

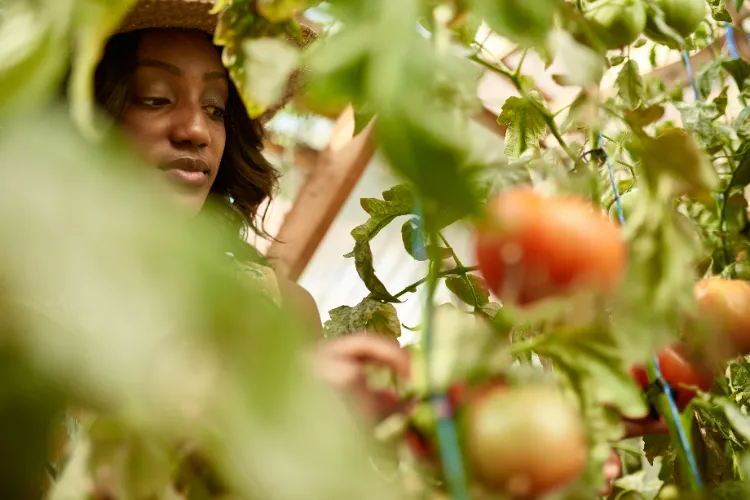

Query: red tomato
629,343,713,409
694,277,750,356
464,385,588,497
474,188,627,306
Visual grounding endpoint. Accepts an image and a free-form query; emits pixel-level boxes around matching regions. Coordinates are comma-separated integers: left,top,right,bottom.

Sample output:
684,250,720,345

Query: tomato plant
474,187,627,305
7,0,750,499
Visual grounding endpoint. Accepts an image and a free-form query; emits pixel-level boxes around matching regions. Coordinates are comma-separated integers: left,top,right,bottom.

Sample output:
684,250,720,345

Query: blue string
413,199,470,500
682,50,700,100
726,23,740,60
600,133,703,489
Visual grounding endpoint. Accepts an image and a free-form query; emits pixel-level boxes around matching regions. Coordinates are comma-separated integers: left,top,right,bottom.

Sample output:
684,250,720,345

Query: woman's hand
313,333,410,424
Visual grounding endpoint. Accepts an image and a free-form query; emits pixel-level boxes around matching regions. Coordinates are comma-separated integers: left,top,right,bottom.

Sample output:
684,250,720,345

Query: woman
90,0,410,425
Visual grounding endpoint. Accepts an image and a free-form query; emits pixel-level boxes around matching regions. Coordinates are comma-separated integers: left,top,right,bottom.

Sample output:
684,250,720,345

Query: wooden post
268,106,376,281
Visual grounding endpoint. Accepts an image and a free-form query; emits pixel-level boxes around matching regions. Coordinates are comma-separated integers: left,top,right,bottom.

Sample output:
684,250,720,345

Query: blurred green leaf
239,37,300,117
497,92,548,159
729,142,750,189
352,185,414,243
445,274,490,307
256,0,307,22
401,218,428,261
625,105,665,128
616,60,645,110
696,57,725,101
676,101,720,148
347,240,399,302
733,108,750,140
68,0,139,138
324,298,401,339
722,58,750,93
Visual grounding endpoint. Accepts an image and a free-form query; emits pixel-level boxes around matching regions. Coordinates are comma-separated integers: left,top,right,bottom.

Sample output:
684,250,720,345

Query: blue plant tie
726,23,740,60
413,199,470,500
600,132,703,488
682,50,700,100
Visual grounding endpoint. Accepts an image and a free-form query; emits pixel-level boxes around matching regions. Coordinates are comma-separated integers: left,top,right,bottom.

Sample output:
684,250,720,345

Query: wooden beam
267,107,375,281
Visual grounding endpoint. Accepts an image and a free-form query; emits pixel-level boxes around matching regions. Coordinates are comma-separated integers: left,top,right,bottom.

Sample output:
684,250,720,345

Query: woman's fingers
622,416,669,438
318,333,410,378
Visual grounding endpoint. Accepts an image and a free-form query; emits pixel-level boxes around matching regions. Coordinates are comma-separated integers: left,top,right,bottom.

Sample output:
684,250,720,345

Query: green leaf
721,400,750,442
616,60,645,110
256,0,307,22
352,101,375,136
496,92,548,159
401,218,427,261
445,274,490,307
730,143,750,189
714,86,729,116
535,337,649,419
624,105,665,128
68,0,141,139
635,128,719,199
348,240,398,302
676,101,720,148
722,57,750,93
474,0,556,48
707,0,732,22
643,434,672,466
696,57,725,101
351,185,414,243
323,298,401,339
734,108,750,140
239,37,300,118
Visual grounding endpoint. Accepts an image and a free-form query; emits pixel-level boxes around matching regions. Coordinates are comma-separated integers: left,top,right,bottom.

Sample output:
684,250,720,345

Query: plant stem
438,231,481,308
645,359,703,493
392,265,480,299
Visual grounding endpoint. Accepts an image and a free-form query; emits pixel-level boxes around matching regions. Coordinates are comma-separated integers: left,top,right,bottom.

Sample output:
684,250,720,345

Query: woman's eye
206,106,226,120
138,97,170,108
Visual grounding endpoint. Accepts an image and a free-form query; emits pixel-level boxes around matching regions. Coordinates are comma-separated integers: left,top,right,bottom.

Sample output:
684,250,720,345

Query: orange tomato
474,188,627,305
694,277,750,356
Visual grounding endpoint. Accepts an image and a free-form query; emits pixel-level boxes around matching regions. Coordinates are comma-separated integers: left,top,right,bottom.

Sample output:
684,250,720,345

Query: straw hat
116,0,316,122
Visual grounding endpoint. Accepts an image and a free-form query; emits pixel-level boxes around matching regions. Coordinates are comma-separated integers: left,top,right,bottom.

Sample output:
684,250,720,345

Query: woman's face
120,29,228,213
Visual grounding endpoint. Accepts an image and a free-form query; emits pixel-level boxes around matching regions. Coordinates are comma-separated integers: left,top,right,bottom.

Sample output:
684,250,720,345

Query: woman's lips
159,157,210,188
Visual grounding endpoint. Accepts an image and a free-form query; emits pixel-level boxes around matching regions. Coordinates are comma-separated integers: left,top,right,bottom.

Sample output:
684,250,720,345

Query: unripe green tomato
644,0,707,42
608,188,639,223
585,0,647,50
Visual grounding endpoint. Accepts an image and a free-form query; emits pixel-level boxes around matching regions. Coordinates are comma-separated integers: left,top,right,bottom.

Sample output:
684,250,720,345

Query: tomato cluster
580,0,706,49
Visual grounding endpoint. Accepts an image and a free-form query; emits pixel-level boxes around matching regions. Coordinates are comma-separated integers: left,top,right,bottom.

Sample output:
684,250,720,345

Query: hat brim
116,0,316,123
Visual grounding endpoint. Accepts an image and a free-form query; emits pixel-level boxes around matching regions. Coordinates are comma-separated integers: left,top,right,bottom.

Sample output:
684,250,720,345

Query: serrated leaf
676,101,720,147
351,185,414,243
349,240,398,302
707,0,732,22
323,298,401,338
616,60,645,110
721,400,750,442
496,92,547,159
445,274,490,307
723,58,750,94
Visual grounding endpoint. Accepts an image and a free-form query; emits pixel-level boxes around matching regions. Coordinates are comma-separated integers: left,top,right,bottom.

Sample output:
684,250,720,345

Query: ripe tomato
694,277,750,356
474,188,627,306
585,0,647,50
629,343,713,409
464,385,588,497
644,0,707,42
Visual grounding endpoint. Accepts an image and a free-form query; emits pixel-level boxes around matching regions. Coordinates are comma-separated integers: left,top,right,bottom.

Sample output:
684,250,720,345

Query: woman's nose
169,103,210,149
